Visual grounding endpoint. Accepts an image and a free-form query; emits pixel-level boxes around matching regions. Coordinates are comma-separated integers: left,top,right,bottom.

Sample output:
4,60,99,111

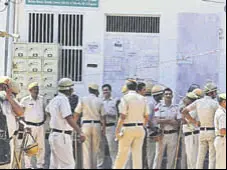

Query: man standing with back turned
114,80,149,169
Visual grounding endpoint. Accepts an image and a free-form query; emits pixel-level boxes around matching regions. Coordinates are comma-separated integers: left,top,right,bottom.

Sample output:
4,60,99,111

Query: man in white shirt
153,88,180,169
181,92,200,169
20,82,46,169
214,93,226,169
182,83,219,169
97,84,118,169
46,78,85,169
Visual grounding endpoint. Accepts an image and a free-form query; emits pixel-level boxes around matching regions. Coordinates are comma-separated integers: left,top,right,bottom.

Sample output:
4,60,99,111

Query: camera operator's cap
58,78,74,91
89,84,99,90
28,82,39,90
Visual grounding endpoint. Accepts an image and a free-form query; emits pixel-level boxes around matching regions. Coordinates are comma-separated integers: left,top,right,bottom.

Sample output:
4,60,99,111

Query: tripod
14,131,33,169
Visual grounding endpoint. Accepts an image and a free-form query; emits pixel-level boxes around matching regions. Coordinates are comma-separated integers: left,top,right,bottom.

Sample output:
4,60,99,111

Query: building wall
0,0,226,96
0,4,7,75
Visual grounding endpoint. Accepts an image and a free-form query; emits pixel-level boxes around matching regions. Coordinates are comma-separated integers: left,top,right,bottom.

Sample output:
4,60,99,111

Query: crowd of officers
0,76,226,169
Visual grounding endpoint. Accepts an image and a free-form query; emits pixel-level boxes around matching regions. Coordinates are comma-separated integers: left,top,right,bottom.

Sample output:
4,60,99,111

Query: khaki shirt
20,95,45,123
46,92,73,131
119,91,149,124
75,94,105,121
155,102,179,131
214,106,226,136
103,97,118,124
186,96,219,127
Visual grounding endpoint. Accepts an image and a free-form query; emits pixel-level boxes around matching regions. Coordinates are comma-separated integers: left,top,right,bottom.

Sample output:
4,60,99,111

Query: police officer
46,78,85,169
97,84,118,169
193,88,204,99
114,81,149,169
182,82,219,169
153,88,180,169
214,93,226,169
146,85,164,169
182,92,200,169
0,77,24,169
20,82,46,169
74,84,106,169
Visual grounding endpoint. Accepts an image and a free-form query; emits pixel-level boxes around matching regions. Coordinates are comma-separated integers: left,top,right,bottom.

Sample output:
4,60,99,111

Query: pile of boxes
12,43,60,104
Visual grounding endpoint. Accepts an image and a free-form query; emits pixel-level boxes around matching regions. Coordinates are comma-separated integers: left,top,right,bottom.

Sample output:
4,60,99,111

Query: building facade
0,0,226,98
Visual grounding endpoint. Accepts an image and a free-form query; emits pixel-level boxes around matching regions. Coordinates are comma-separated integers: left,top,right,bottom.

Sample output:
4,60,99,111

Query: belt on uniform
24,120,45,126
217,135,226,138
106,123,116,127
82,120,101,124
184,130,200,137
123,123,143,127
200,127,215,131
164,130,178,134
51,129,72,135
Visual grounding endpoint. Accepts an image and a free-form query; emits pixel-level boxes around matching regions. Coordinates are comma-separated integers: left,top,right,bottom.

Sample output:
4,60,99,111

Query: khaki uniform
113,91,149,169
20,95,45,169
214,106,226,169
46,92,75,169
75,94,105,169
186,96,219,169
183,110,199,169
153,102,179,169
97,97,118,169
0,100,18,169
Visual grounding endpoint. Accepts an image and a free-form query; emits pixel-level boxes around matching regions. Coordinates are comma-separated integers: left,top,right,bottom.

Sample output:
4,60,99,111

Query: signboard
26,0,99,7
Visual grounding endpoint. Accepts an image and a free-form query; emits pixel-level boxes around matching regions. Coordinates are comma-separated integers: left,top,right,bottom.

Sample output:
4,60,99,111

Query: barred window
106,16,160,33
28,13,84,82
59,49,83,82
58,14,83,81
28,13,54,43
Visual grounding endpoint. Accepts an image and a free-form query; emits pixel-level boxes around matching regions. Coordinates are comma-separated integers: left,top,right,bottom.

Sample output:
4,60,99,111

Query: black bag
0,104,11,166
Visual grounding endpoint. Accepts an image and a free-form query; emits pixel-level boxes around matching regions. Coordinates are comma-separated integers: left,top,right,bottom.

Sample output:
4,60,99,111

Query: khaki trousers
82,123,101,169
214,137,226,169
196,131,216,169
153,133,178,169
114,126,145,169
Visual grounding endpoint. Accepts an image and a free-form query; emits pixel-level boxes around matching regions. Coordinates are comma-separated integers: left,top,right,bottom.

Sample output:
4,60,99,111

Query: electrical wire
202,0,226,4
9,0,23,4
